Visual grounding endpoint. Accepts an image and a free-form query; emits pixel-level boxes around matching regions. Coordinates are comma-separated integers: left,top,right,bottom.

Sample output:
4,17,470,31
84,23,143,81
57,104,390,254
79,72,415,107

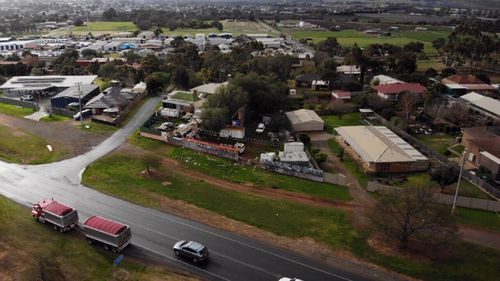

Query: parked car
157,122,174,131
20,94,34,101
234,142,245,153
279,278,304,281
73,109,92,120
173,240,209,263
256,123,265,134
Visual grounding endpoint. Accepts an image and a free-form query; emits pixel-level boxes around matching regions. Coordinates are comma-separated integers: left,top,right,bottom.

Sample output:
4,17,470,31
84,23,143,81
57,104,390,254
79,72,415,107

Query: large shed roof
285,109,324,125
335,126,427,163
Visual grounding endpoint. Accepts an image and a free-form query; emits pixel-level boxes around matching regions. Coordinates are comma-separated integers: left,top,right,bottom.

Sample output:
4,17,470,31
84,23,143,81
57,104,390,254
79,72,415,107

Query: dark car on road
173,240,209,263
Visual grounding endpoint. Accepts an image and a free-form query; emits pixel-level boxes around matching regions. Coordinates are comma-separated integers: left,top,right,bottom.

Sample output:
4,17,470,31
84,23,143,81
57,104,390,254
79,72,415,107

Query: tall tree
370,186,458,251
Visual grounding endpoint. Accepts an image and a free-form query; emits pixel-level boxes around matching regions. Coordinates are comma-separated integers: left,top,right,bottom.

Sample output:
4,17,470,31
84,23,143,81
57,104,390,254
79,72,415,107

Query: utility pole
76,82,83,127
452,149,467,215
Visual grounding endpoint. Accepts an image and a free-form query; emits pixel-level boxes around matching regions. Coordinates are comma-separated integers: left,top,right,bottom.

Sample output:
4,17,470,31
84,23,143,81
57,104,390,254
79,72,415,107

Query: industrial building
285,109,324,132
0,75,97,97
335,126,429,173
50,84,100,110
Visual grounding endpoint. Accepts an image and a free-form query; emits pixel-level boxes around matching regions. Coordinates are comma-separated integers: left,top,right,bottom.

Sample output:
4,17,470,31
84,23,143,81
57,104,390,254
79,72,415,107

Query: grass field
417,133,457,155
48,20,277,37
0,124,67,164
77,121,118,133
83,151,500,281
322,112,363,134
455,207,500,232
72,21,137,32
0,103,36,117
289,29,448,55
40,114,71,122
83,153,358,250
0,196,195,281
417,59,445,71
128,133,352,201
169,146,353,201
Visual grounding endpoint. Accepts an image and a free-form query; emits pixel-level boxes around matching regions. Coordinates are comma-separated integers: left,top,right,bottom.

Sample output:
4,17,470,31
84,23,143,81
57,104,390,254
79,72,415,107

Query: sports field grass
290,29,448,55
49,20,276,37
163,20,277,36
72,21,138,32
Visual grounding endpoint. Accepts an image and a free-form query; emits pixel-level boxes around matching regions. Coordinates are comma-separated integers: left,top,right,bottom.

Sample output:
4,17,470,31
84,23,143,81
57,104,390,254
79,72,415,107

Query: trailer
31,199,79,232
83,216,132,253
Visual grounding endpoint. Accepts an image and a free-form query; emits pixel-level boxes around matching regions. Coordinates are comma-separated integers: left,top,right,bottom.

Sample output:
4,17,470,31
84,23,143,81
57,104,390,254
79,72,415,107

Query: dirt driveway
0,114,111,159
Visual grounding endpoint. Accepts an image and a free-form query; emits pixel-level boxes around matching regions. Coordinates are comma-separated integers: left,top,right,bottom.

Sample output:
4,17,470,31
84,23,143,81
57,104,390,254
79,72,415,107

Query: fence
51,107,74,118
261,160,324,182
0,96,37,110
367,181,500,212
463,172,500,200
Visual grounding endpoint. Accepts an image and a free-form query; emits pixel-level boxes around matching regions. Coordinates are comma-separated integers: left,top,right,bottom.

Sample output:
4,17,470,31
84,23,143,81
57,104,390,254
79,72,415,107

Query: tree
430,166,460,193
298,134,311,147
398,92,420,123
370,186,458,251
102,8,117,21
97,62,117,79
81,49,99,59
141,154,162,175
73,18,84,26
346,44,370,84
403,41,424,53
318,57,337,82
145,72,170,94
444,102,469,125
474,72,491,84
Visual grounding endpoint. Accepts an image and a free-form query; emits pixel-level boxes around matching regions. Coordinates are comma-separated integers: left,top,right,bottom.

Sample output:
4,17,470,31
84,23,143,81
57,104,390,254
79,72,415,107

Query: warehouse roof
285,109,324,125
84,216,127,235
335,126,427,163
460,92,500,117
0,75,97,90
52,84,99,99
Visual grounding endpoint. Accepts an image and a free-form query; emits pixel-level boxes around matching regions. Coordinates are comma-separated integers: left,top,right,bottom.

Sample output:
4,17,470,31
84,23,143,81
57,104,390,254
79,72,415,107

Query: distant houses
442,75,496,95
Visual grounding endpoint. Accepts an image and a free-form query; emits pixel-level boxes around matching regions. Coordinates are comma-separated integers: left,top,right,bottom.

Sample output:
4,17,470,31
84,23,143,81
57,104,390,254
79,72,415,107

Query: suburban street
0,98,391,281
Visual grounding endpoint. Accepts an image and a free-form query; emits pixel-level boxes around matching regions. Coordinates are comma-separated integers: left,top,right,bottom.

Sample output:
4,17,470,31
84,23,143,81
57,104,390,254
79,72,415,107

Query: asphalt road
0,97,392,281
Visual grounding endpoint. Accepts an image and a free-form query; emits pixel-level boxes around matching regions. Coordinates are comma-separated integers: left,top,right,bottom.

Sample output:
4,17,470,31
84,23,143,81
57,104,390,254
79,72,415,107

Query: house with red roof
373,83,427,101
441,75,496,96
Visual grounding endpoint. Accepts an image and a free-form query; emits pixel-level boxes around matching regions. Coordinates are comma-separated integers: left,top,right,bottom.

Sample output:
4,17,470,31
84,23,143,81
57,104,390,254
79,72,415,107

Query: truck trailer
83,215,132,253
31,199,79,232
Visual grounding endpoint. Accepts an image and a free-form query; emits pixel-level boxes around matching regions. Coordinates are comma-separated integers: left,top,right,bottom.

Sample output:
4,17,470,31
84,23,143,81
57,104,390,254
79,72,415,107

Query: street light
75,82,83,127
452,149,467,215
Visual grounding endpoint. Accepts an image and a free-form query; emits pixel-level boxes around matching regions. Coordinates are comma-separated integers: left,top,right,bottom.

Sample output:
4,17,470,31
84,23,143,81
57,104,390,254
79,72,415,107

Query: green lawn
77,121,118,133
417,133,457,155
0,124,67,164
0,196,192,281
290,29,448,55
40,114,71,122
83,152,500,281
417,59,445,71
0,103,35,117
164,20,277,36
168,146,352,201
322,112,363,134
456,207,500,232
328,139,369,187
83,153,358,250
48,20,276,37
72,21,138,32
